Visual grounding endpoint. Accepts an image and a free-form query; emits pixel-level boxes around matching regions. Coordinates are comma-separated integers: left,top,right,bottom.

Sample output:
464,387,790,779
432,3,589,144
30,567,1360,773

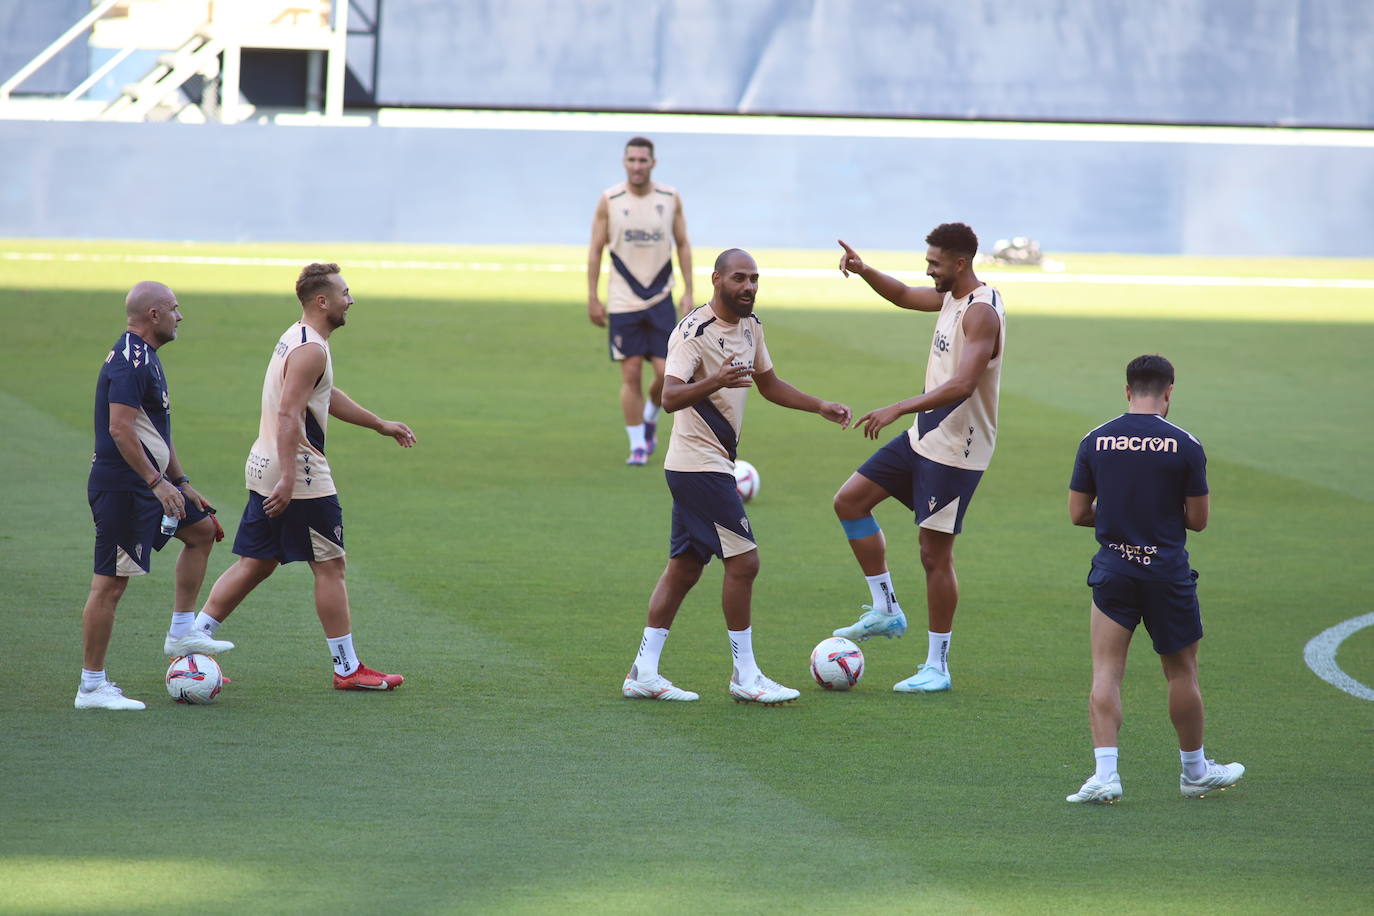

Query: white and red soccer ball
733,459,760,503
166,653,223,704
810,636,864,690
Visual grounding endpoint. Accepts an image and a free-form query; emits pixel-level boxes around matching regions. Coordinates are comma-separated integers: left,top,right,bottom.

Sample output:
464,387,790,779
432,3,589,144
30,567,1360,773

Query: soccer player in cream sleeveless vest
586,137,694,466
912,285,1005,472
604,179,678,315
246,322,336,500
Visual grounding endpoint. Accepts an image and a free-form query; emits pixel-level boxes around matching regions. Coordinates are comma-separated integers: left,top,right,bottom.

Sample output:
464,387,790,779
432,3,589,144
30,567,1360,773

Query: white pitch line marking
1303,612,1374,701
4,251,1373,290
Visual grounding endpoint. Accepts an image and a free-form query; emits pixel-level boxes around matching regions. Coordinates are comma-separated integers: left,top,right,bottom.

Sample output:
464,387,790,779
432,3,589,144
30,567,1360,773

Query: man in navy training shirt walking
1065,354,1244,803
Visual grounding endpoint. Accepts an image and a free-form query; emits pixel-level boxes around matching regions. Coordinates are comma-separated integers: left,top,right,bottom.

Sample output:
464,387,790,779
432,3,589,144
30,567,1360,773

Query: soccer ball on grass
166,653,223,704
810,636,864,690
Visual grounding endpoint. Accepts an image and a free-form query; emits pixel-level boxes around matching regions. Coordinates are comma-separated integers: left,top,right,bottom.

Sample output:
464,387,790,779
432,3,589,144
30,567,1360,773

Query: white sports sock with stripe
632,627,669,680
729,627,761,683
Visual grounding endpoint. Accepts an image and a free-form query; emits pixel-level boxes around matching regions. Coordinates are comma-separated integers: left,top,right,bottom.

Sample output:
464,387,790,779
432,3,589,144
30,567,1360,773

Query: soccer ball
166,653,223,704
733,459,760,502
810,637,864,690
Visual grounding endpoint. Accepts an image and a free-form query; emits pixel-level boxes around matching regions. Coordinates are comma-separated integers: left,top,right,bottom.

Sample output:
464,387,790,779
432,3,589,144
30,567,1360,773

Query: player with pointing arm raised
830,224,1006,694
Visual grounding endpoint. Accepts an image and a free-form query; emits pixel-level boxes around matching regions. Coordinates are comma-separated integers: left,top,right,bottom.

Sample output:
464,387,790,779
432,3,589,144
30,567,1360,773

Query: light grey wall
1,120,1368,256
376,0,1374,127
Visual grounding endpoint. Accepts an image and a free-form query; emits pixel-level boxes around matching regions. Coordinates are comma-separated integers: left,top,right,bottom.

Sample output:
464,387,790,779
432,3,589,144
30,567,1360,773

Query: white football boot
74,681,146,710
729,671,800,705
1180,760,1245,798
622,670,699,701
1066,774,1123,804
164,630,235,657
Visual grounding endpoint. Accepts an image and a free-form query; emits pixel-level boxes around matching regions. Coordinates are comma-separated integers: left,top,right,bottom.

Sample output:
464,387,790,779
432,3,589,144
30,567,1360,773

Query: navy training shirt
89,332,172,491
1070,413,1208,581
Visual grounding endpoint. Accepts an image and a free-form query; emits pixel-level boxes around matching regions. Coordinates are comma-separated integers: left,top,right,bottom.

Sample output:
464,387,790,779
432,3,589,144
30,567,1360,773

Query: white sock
626,424,647,451
193,612,222,636
328,633,358,676
643,402,660,424
864,572,901,615
925,631,951,673
80,668,106,691
1094,746,1119,782
168,611,194,639
729,627,760,683
1181,746,1207,780
632,627,669,680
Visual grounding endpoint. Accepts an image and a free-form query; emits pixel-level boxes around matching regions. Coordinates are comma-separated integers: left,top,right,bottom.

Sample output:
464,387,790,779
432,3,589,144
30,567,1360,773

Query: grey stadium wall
1,118,1369,256
372,0,1374,128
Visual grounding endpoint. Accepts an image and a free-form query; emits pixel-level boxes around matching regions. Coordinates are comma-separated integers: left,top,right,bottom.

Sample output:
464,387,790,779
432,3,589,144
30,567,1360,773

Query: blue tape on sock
841,516,881,540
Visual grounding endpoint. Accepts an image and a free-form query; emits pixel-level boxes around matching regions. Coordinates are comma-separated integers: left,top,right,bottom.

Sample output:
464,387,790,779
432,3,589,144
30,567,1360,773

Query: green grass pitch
1,240,1371,914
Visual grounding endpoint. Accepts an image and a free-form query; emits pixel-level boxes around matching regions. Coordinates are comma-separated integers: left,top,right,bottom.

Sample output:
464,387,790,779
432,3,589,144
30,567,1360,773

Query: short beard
722,293,755,318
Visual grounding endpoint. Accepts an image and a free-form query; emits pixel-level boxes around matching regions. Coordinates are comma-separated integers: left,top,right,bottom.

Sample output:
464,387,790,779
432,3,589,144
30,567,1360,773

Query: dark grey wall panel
374,0,1374,127
0,120,1368,256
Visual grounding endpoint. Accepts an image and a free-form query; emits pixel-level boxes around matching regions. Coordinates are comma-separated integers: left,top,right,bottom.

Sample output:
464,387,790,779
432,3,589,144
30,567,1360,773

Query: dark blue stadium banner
376,0,1374,127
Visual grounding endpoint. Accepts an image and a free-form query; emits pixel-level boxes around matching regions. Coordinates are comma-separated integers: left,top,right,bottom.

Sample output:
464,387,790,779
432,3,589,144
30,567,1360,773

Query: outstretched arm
837,239,943,312
753,369,851,428
852,302,999,438
330,387,417,447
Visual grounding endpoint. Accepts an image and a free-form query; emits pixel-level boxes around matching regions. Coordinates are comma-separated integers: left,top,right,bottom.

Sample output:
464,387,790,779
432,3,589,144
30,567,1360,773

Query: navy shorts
666,470,757,563
609,296,675,361
232,491,345,565
855,431,984,534
89,486,212,577
1088,566,1203,655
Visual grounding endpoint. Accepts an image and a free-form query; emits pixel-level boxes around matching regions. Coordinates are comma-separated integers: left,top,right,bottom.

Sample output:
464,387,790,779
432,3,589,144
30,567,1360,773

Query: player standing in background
829,224,1005,693
587,136,694,466
1065,355,1244,803
621,249,851,704
77,281,231,710
186,263,417,691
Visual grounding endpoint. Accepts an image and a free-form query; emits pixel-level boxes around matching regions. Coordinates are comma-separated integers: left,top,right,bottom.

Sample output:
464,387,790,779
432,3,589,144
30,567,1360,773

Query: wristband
145,474,164,489
170,475,190,485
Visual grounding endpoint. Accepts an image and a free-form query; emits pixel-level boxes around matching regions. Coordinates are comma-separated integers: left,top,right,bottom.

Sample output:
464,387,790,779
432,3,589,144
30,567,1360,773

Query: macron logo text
1096,435,1178,453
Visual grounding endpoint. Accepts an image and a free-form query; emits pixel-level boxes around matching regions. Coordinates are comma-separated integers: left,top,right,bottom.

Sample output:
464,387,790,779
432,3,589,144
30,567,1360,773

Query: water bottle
159,514,178,536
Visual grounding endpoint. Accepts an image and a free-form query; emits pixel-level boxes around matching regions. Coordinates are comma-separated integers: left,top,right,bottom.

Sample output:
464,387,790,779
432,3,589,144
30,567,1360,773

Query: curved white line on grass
4,251,1374,290
1304,613,1374,701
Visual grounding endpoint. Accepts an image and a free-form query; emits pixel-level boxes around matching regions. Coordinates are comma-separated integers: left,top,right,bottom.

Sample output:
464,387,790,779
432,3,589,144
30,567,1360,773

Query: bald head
714,248,752,274
125,281,175,320
125,281,181,346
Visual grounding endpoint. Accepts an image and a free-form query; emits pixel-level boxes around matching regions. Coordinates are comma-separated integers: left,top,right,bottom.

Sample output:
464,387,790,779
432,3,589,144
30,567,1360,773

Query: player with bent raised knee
830,223,1006,693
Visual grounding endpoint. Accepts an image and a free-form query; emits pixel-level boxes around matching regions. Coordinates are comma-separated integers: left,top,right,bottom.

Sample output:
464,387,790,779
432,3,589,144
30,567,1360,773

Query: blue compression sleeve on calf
841,516,881,540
